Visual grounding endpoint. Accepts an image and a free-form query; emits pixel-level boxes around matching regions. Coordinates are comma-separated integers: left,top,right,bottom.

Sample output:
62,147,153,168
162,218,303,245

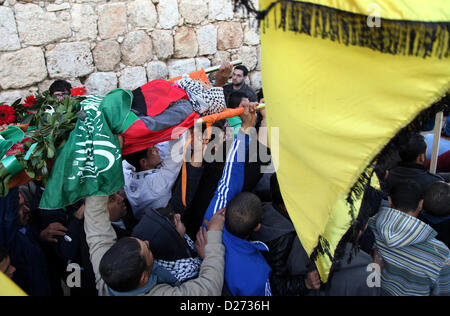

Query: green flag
40,89,135,210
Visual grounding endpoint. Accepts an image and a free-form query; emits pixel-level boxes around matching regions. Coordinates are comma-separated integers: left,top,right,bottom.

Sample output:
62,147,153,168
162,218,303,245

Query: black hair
389,179,423,213
99,237,147,292
423,181,450,217
49,80,72,95
226,91,248,109
123,148,149,172
234,65,249,77
225,192,262,239
0,246,9,263
398,133,427,163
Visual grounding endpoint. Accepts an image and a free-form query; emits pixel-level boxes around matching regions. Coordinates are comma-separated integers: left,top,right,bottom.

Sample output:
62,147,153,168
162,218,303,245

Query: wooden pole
430,111,444,174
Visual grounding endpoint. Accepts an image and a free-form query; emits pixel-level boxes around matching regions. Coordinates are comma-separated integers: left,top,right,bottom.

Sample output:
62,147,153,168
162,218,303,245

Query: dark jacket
383,162,444,194
251,203,312,296
0,188,51,296
419,211,450,249
132,209,196,261
223,83,258,103
309,244,380,296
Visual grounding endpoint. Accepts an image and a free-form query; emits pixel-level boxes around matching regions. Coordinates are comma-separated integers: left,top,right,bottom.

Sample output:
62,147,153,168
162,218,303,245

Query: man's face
140,146,161,171
0,256,16,279
18,193,30,228
53,90,70,101
107,193,127,222
232,69,246,86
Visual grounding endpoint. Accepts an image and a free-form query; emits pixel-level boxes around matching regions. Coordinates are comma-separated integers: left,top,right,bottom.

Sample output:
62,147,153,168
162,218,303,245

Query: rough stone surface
119,67,147,90
46,42,95,78
208,0,233,21
197,24,217,56
127,0,157,30
217,22,243,50
0,0,261,102
71,4,98,41
167,58,196,78
15,3,71,46
152,30,174,60
47,3,70,12
179,0,208,25
0,47,48,89
237,46,258,71
195,57,211,71
98,3,127,39
243,19,260,46
0,6,20,51
85,72,117,96
93,40,121,72
212,51,231,65
157,0,179,29
249,71,262,91
121,31,153,66
146,61,169,80
0,87,39,105
174,27,198,58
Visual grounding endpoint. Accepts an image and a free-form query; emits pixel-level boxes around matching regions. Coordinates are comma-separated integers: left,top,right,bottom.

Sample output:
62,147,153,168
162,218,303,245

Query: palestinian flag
122,79,199,155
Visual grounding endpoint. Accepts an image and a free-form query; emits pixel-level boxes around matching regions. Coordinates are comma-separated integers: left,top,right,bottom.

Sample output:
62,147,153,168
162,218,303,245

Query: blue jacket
204,132,272,296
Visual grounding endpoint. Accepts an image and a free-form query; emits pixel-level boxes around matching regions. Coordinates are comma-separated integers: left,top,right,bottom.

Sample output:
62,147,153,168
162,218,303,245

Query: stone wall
0,0,261,104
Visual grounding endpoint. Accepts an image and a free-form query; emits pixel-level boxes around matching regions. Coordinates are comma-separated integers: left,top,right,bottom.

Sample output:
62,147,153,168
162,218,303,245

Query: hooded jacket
369,207,450,296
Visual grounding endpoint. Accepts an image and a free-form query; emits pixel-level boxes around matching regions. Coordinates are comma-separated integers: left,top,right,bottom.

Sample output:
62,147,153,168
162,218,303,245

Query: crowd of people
0,65,449,296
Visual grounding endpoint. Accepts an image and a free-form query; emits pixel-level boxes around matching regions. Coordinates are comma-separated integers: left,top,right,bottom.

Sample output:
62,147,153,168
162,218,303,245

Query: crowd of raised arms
1,65,449,297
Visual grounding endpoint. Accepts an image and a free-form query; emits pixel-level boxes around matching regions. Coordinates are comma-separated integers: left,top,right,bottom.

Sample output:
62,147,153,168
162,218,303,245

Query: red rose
23,95,37,107
0,104,16,125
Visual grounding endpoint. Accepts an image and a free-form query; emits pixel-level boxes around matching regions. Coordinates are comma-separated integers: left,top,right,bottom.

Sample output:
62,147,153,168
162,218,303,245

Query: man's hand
195,226,208,259
305,270,321,290
240,101,258,133
39,222,68,243
214,62,232,87
204,208,226,231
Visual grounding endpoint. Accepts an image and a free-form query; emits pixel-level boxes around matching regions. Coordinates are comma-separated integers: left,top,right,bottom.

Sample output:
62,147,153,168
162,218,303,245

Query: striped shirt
369,207,450,296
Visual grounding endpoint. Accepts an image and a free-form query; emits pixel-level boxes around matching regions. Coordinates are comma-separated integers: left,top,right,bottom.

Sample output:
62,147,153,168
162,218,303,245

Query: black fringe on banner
233,0,450,58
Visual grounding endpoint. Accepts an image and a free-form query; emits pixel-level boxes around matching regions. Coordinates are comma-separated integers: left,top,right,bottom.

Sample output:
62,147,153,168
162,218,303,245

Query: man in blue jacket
203,102,272,296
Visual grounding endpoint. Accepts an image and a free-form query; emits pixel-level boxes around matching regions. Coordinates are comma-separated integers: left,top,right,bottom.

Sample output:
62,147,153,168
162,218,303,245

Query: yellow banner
260,0,450,281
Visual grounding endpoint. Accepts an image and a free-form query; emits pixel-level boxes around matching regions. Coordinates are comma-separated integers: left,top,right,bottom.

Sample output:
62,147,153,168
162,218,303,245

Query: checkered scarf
154,234,202,283
176,76,226,116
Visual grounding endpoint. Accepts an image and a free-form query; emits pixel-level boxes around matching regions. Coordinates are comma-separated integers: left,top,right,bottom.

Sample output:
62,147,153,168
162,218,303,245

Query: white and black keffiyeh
176,76,226,116
155,234,202,283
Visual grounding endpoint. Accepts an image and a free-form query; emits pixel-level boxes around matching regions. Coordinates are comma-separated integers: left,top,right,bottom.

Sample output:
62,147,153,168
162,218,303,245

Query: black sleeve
170,163,205,216
269,273,309,296
265,232,310,296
